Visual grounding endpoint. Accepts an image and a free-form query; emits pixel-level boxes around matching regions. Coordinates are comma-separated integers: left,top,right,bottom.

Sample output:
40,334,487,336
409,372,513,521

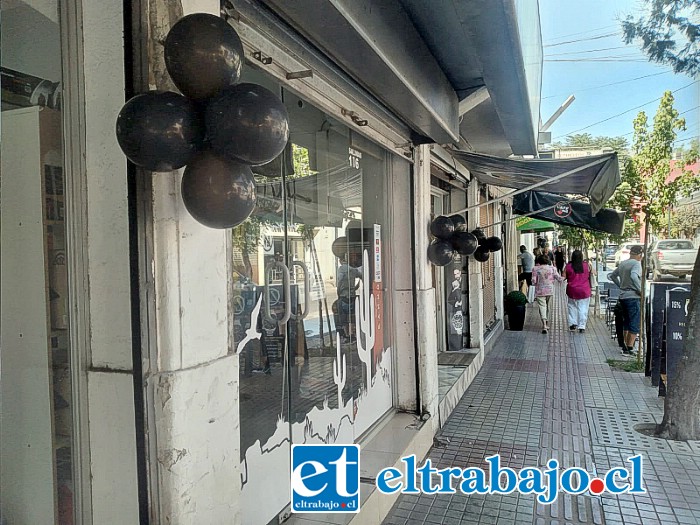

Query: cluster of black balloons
427,215,503,266
115,13,290,229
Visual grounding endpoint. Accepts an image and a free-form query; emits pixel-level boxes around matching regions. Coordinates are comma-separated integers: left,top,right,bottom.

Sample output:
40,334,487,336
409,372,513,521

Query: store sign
665,289,690,387
348,147,362,170
553,201,571,218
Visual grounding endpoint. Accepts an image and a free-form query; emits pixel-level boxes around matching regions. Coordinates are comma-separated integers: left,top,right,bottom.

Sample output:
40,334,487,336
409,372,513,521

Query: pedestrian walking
531,254,564,334
608,245,643,355
517,245,535,288
554,247,565,276
565,250,593,333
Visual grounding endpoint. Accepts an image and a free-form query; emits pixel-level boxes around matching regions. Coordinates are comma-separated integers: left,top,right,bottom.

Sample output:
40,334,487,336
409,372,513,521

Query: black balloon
116,91,203,171
451,231,479,256
181,150,256,229
484,236,503,252
427,240,454,266
332,237,348,259
206,83,290,166
164,13,244,100
474,246,490,262
430,216,455,240
471,228,486,242
449,214,467,232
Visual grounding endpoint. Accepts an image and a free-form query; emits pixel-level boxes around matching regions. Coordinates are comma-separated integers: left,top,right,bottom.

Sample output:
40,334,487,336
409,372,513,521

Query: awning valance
513,191,626,236
516,217,555,233
451,151,620,215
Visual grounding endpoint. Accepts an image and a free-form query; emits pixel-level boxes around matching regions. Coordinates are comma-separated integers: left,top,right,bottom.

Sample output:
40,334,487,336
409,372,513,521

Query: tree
623,91,699,440
671,203,700,237
553,133,630,152
621,0,700,77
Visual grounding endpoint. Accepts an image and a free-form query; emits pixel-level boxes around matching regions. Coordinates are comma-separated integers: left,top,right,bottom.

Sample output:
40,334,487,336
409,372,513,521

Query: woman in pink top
531,255,564,334
564,249,593,333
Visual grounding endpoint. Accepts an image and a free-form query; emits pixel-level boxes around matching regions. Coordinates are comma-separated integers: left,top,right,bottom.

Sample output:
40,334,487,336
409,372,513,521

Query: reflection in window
1,1,75,523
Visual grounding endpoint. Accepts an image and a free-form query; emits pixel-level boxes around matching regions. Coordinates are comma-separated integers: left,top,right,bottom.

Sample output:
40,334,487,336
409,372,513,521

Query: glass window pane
1,1,74,523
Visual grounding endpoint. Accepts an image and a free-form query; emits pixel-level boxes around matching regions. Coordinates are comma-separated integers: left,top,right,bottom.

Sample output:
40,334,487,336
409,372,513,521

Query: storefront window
1,1,75,523
234,68,395,524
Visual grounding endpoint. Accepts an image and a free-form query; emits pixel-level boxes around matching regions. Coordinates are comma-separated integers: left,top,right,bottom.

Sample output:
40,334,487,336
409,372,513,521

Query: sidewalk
383,283,700,525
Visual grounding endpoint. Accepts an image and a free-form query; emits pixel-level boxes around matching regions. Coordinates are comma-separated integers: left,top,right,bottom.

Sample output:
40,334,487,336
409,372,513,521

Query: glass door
237,72,394,524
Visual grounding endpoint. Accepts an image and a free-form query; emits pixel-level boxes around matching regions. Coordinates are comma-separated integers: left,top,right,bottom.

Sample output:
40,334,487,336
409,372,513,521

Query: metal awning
516,217,555,233
513,191,626,236
451,151,620,215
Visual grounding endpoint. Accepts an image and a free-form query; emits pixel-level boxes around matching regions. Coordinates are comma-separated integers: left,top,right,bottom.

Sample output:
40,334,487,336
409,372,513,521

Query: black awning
452,151,620,215
513,191,626,236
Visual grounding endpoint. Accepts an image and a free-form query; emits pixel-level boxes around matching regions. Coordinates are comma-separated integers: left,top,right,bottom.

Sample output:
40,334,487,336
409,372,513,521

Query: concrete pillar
142,1,241,524
493,204,505,322
504,204,520,294
467,181,485,351
390,155,418,412
413,145,439,432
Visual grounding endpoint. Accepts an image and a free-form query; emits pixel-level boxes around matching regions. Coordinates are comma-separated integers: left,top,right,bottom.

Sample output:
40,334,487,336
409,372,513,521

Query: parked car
648,239,696,280
604,244,618,264
614,242,643,267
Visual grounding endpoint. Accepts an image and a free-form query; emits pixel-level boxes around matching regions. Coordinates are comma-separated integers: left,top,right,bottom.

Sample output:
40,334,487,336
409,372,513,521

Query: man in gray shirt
608,245,643,355
518,245,535,286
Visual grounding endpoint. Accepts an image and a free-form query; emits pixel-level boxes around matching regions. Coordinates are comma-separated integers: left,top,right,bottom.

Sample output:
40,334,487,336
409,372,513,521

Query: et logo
290,444,360,513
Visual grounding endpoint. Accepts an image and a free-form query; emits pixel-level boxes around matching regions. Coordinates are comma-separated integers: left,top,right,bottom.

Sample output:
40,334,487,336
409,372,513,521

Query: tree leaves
621,0,700,77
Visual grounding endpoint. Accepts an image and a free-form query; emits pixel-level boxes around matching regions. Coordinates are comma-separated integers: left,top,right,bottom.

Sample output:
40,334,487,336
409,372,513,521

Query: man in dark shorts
609,245,643,356
517,245,535,286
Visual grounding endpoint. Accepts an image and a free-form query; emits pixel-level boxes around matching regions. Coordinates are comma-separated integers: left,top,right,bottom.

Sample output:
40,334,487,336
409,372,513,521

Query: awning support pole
449,156,608,216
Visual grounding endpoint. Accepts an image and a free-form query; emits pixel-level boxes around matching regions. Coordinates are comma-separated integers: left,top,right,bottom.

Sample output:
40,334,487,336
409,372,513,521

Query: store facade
1,1,541,524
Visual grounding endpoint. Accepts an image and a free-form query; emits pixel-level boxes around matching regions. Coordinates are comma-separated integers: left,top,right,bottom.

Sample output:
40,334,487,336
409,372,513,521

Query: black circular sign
554,201,572,218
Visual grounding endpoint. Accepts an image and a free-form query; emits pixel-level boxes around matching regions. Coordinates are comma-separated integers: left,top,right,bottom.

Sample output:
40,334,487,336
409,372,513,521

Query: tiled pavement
383,283,700,525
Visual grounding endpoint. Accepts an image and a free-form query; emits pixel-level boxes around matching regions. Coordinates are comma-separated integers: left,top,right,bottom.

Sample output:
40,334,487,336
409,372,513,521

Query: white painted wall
413,145,439,432
389,154,417,412
144,1,241,523
81,0,140,522
467,181,485,351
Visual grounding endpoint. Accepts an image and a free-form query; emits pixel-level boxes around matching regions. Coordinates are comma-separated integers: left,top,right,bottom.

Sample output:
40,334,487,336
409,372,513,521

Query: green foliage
553,133,630,152
626,91,700,232
671,203,700,237
606,358,646,373
505,290,528,308
232,143,318,277
621,0,700,77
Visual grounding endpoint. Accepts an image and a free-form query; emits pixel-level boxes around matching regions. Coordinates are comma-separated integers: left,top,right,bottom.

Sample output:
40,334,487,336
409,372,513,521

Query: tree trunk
656,246,700,441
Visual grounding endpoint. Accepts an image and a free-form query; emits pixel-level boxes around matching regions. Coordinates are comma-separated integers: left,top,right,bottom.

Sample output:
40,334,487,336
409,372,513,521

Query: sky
538,0,699,148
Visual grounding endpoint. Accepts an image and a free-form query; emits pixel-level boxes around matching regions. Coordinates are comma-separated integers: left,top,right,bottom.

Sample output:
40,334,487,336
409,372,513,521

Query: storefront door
234,72,394,524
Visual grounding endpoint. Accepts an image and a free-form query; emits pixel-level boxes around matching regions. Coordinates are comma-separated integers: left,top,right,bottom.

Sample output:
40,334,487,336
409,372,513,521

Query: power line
544,32,620,48
546,58,650,63
542,71,671,100
543,24,619,44
545,45,631,57
616,107,700,138
552,81,698,140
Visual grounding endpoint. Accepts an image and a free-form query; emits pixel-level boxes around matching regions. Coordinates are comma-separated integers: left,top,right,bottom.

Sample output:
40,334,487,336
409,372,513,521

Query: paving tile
382,290,700,525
